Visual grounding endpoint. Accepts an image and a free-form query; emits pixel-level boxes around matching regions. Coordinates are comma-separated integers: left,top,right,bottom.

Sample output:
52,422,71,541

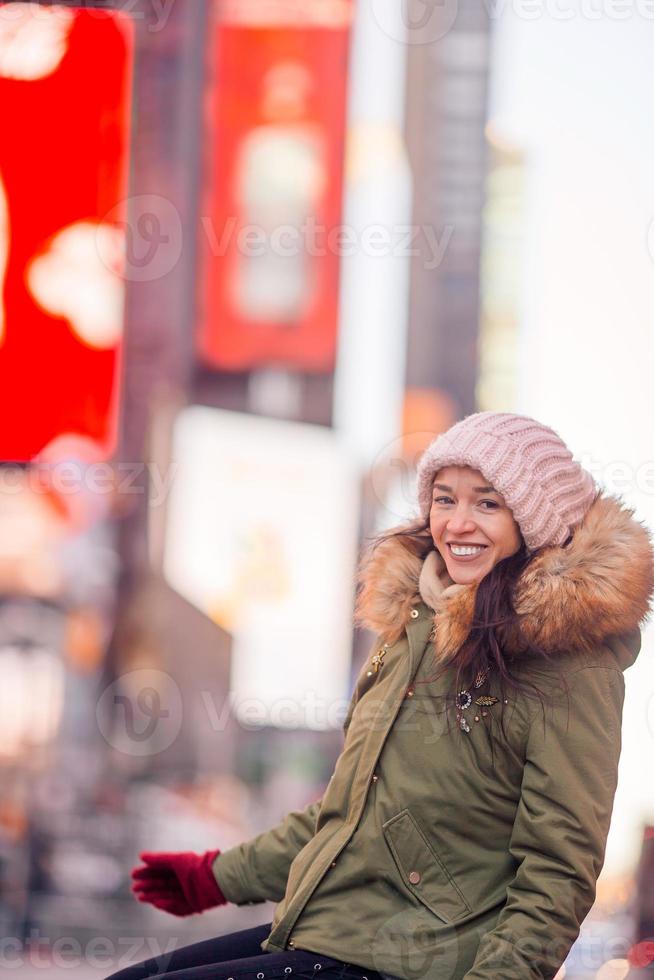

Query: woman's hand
130,850,228,916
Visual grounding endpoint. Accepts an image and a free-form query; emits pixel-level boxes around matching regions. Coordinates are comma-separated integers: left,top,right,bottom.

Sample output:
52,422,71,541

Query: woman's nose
446,509,477,533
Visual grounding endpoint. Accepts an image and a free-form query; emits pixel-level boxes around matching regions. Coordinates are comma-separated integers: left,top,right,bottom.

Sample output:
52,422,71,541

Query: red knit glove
130,850,227,916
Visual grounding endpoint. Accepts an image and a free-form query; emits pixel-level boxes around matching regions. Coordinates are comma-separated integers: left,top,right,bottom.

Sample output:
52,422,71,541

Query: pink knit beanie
416,412,597,552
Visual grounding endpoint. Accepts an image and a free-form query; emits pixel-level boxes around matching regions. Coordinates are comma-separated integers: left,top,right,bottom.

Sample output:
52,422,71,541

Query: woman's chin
444,559,489,585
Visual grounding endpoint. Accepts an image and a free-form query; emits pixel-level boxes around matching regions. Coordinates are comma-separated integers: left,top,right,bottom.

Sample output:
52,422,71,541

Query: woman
109,412,654,980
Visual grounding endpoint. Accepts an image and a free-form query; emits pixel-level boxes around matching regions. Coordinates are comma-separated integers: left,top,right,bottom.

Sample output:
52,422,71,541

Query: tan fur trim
355,492,654,658
511,493,654,654
354,527,424,646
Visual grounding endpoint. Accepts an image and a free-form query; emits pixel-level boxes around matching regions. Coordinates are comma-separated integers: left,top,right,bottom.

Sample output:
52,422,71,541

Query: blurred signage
0,4,133,461
197,0,353,372
163,406,360,728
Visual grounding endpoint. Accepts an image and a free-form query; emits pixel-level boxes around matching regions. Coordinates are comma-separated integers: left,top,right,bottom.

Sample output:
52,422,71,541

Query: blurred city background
0,0,653,977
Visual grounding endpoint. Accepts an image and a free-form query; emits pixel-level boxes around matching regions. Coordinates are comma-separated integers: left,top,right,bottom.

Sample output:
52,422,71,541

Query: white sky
487,7,654,873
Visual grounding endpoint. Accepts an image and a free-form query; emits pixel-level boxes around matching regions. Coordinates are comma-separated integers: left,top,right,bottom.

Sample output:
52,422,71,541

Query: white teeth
450,545,485,556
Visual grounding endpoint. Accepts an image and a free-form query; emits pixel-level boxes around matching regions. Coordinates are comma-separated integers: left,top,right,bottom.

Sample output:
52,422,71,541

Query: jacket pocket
383,809,471,924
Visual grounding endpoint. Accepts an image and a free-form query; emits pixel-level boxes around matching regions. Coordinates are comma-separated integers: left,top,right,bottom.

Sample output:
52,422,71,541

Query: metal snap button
408,870,421,884
371,773,379,783
410,608,419,618
288,940,295,949
330,860,337,868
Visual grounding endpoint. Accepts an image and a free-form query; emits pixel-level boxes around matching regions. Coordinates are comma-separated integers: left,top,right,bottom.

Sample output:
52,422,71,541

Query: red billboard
0,3,133,461
198,0,353,372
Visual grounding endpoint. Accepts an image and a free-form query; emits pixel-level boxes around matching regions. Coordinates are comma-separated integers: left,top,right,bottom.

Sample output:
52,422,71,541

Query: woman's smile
446,542,488,562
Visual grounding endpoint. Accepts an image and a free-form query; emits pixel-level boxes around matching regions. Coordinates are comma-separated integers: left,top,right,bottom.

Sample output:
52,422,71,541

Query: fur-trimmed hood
355,491,654,669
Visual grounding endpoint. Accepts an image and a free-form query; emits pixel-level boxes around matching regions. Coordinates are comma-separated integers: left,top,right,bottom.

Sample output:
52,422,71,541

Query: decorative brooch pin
367,643,390,677
455,666,504,732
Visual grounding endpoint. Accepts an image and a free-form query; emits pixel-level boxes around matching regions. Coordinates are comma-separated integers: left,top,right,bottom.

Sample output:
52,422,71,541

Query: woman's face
429,465,522,585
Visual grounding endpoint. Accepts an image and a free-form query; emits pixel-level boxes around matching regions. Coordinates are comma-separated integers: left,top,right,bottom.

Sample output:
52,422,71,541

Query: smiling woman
109,412,654,980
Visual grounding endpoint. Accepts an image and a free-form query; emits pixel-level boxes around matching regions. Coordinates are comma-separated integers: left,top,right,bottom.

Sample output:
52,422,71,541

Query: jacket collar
355,491,654,668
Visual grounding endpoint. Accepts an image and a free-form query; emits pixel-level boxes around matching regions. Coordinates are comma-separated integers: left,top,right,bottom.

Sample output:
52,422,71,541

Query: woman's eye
432,496,499,509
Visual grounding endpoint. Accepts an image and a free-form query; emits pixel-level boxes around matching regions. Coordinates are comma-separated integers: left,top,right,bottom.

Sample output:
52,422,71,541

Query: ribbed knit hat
416,412,597,552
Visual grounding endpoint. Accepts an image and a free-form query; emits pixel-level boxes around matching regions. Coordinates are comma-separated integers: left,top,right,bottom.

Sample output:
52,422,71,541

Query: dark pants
104,922,383,980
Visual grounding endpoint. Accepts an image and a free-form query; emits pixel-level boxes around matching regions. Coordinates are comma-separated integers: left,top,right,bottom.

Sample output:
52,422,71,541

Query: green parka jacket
212,492,654,980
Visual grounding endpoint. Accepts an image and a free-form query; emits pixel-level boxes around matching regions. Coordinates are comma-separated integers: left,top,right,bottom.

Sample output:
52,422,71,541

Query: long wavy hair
363,516,570,752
